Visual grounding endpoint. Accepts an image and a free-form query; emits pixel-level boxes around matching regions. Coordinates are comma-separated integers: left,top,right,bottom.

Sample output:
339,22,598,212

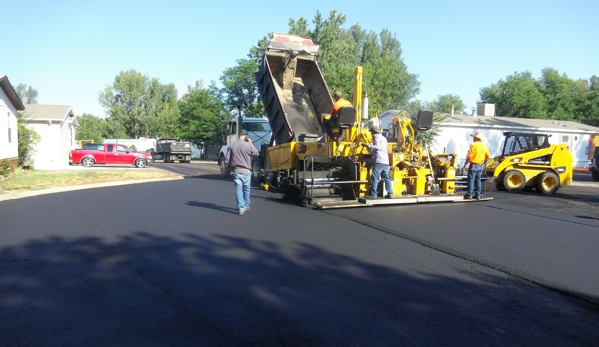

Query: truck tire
503,170,525,191
592,171,599,182
535,171,560,194
81,157,95,168
163,154,169,163
251,157,262,186
135,158,148,168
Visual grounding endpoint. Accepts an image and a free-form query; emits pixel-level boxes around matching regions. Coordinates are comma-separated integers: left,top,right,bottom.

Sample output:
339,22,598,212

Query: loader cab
500,132,551,157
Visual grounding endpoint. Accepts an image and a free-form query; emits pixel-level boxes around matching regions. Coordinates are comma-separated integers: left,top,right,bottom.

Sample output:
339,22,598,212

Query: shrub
0,160,10,178
129,144,137,151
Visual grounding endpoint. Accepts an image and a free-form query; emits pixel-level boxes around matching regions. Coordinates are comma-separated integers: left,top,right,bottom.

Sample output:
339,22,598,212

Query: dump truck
152,138,192,163
255,33,470,209
484,132,572,194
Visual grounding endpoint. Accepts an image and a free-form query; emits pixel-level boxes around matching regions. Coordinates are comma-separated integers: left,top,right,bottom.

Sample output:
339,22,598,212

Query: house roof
22,104,74,121
436,113,599,134
0,75,25,110
377,110,599,134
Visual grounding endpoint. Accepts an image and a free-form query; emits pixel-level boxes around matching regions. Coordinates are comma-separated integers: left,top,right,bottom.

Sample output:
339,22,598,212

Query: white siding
29,121,68,169
432,125,593,168
0,89,19,161
369,110,596,168
60,117,76,163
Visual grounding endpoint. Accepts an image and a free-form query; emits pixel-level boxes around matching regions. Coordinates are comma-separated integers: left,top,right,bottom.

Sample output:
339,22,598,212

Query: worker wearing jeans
232,170,252,213
464,131,491,200
225,130,259,215
365,125,394,199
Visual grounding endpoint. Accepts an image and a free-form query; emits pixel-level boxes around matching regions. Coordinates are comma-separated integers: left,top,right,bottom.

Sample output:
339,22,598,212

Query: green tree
287,17,310,37
539,68,580,120
16,112,40,166
479,72,547,118
429,94,466,114
99,70,179,139
274,11,419,114
75,113,106,143
218,59,264,117
178,86,230,144
145,78,180,137
577,75,599,126
15,84,38,104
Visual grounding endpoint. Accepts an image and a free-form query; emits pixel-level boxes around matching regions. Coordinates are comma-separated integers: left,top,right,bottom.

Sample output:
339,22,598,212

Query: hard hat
369,125,381,133
471,132,483,140
334,91,343,98
239,129,248,135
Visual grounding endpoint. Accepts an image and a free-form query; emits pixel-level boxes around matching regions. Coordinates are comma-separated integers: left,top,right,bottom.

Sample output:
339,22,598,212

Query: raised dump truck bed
255,33,333,145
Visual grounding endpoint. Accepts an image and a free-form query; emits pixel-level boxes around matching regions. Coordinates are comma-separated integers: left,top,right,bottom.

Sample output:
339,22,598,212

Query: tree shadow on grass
0,233,598,346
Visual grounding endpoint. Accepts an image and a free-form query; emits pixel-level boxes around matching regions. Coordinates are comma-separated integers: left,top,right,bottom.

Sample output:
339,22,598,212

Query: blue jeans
233,171,251,212
370,163,393,197
466,163,484,197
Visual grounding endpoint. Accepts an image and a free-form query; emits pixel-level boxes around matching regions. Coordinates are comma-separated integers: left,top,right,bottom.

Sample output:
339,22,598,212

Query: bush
129,144,137,151
0,160,10,178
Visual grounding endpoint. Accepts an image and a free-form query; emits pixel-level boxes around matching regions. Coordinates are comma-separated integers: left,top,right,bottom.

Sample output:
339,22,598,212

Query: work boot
364,195,378,199
463,194,472,200
385,194,394,199
474,195,482,200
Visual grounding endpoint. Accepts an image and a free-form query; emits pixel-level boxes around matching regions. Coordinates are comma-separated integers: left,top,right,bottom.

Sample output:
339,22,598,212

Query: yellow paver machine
254,33,476,209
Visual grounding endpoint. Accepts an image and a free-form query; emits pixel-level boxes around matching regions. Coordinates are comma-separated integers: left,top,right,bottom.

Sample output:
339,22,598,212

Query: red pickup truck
70,143,153,168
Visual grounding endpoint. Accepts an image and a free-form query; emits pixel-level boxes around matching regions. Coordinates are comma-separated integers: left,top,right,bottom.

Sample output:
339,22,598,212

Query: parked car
70,143,153,168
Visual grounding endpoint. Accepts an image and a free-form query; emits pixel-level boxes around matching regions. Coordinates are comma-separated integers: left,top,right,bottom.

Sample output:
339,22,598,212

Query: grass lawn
0,170,180,191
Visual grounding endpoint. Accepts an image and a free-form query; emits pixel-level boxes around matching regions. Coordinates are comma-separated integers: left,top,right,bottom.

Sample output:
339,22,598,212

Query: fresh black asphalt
1,175,598,346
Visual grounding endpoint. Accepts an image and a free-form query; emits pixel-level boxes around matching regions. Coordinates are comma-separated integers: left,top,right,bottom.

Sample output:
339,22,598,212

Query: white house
0,75,25,172
22,104,78,170
370,107,599,169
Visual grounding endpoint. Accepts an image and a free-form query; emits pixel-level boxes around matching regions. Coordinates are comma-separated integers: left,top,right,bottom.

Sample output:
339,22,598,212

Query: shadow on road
1,232,598,346
182,173,229,181
185,200,238,214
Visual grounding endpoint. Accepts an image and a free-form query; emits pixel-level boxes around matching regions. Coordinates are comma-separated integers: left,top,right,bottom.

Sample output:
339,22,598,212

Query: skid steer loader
485,132,572,194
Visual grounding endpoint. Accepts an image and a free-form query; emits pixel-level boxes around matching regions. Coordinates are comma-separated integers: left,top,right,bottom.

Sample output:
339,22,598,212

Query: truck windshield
244,122,270,132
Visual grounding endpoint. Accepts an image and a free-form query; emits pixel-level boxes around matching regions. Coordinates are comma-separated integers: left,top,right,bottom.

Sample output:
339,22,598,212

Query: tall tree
577,75,599,126
99,70,179,138
16,112,40,166
429,94,466,114
272,11,419,115
218,59,264,117
539,68,580,120
178,86,230,144
145,78,180,137
15,84,38,104
479,72,547,118
75,114,107,143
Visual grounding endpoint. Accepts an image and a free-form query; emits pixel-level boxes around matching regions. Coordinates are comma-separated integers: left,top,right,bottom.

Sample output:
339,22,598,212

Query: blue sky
2,0,597,117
